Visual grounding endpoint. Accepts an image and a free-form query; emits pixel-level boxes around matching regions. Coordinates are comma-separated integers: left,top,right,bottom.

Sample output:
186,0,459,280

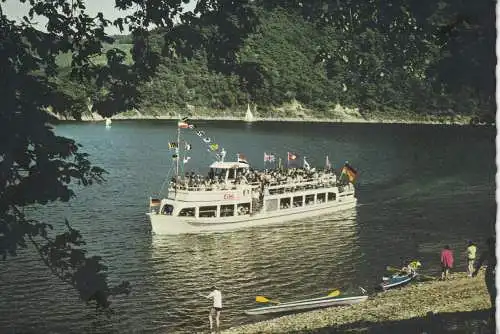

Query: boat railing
168,183,253,192
167,177,340,194
265,178,337,194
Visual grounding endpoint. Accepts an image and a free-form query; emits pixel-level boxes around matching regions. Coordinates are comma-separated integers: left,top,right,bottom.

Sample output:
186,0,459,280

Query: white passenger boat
146,120,358,234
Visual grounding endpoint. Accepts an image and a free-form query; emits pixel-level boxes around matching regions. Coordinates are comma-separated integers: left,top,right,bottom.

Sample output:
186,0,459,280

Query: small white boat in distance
244,103,254,122
105,118,112,128
245,290,368,315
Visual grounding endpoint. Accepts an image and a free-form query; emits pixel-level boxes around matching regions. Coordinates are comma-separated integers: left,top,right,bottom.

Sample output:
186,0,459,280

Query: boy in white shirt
204,286,222,333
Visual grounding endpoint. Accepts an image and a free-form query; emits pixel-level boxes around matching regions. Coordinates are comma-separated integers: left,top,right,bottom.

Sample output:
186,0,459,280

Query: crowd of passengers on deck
169,167,344,191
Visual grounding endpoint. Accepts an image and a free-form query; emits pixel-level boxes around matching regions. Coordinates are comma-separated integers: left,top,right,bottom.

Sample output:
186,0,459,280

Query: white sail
105,118,112,128
244,103,254,122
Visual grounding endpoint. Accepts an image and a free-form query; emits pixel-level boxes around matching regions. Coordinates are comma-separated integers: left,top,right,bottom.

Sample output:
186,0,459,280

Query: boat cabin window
162,204,174,215
179,208,195,217
220,204,235,217
317,193,326,203
280,198,291,209
199,206,217,218
305,194,315,205
328,192,336,201
236,203,250,215
227,168,235,179
265,199,278,211
293,196,303,207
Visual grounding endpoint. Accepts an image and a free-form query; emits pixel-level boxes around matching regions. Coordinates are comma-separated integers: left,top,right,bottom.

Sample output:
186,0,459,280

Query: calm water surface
0,121,495,333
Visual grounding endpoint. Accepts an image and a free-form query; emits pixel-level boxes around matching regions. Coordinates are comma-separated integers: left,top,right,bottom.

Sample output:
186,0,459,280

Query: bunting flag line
287,152,297,161
172,154,179,160
177,117,225,161
168,142,178,149
183,156,191,164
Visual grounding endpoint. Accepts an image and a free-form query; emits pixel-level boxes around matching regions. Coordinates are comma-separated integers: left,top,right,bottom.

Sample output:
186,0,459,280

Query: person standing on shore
202,285,222,333
440,245,454,280
466,240,477,277
472,237,496,315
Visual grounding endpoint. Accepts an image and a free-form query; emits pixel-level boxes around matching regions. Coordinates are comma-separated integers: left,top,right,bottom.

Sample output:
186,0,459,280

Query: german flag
341,162,358,183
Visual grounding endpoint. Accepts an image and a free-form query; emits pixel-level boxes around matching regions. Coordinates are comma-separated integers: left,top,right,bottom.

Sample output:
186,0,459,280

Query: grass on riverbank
221,271,493,334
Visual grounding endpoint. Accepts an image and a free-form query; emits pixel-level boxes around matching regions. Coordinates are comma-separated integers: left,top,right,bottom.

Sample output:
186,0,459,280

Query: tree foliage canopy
0,0,495,315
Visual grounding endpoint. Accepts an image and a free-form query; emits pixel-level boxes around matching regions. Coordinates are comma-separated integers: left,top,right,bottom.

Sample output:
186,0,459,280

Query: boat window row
265,192,337,211
177,203,252,218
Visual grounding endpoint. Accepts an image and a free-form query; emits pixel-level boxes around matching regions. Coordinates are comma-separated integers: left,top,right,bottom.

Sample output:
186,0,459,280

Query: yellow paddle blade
328,290,340,297
256,295,280,304
256,295,270,303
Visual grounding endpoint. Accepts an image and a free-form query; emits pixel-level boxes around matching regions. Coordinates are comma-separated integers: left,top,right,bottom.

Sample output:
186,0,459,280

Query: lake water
0,120,496,333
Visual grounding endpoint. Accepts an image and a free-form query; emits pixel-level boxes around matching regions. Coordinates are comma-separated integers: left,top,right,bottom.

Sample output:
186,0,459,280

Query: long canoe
379,272,417,290
244,294,369,316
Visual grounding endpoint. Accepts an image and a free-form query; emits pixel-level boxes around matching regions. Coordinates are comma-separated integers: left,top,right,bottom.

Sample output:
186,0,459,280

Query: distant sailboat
244,103,254,122
105,118,112,128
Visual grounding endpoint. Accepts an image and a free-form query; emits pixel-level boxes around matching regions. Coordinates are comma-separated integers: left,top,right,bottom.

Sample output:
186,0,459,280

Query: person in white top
203,286,222,333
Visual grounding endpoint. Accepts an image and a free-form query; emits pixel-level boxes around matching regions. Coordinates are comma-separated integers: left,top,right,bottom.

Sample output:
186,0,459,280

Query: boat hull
147,198,357,234
380,272,417,290
244,295,368,315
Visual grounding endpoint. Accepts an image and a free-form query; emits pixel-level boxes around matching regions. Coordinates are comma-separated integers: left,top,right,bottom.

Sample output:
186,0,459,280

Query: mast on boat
174,119,181,199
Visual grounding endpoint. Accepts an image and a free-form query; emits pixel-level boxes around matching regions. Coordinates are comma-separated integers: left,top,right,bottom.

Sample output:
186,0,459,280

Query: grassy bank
221,271,493,334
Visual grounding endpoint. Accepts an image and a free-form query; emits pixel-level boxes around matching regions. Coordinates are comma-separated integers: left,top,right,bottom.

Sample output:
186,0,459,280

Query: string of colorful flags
168,117,227,164
168,117,358,182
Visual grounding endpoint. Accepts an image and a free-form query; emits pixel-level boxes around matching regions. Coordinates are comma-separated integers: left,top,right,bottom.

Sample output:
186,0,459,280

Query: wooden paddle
255,295,280,304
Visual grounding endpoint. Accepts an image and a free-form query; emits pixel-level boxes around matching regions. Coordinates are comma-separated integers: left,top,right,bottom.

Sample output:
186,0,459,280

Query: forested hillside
56,2,495,124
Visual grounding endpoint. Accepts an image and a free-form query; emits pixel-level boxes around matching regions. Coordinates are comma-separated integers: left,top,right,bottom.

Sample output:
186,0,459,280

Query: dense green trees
57,1,494,122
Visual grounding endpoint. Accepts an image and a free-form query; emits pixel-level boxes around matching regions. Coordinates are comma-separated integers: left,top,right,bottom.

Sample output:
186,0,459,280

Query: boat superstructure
147,119,358,234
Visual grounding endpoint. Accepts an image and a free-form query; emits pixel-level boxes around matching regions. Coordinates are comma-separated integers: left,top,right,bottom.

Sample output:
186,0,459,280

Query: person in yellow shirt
466,240,477,277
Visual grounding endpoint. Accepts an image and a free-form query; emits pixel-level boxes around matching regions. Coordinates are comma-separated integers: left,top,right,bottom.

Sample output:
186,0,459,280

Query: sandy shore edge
218,271,491,334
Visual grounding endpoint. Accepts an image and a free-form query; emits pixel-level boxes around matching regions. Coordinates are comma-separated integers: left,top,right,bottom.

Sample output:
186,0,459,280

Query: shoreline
53,112,482,126
219,271,492,334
